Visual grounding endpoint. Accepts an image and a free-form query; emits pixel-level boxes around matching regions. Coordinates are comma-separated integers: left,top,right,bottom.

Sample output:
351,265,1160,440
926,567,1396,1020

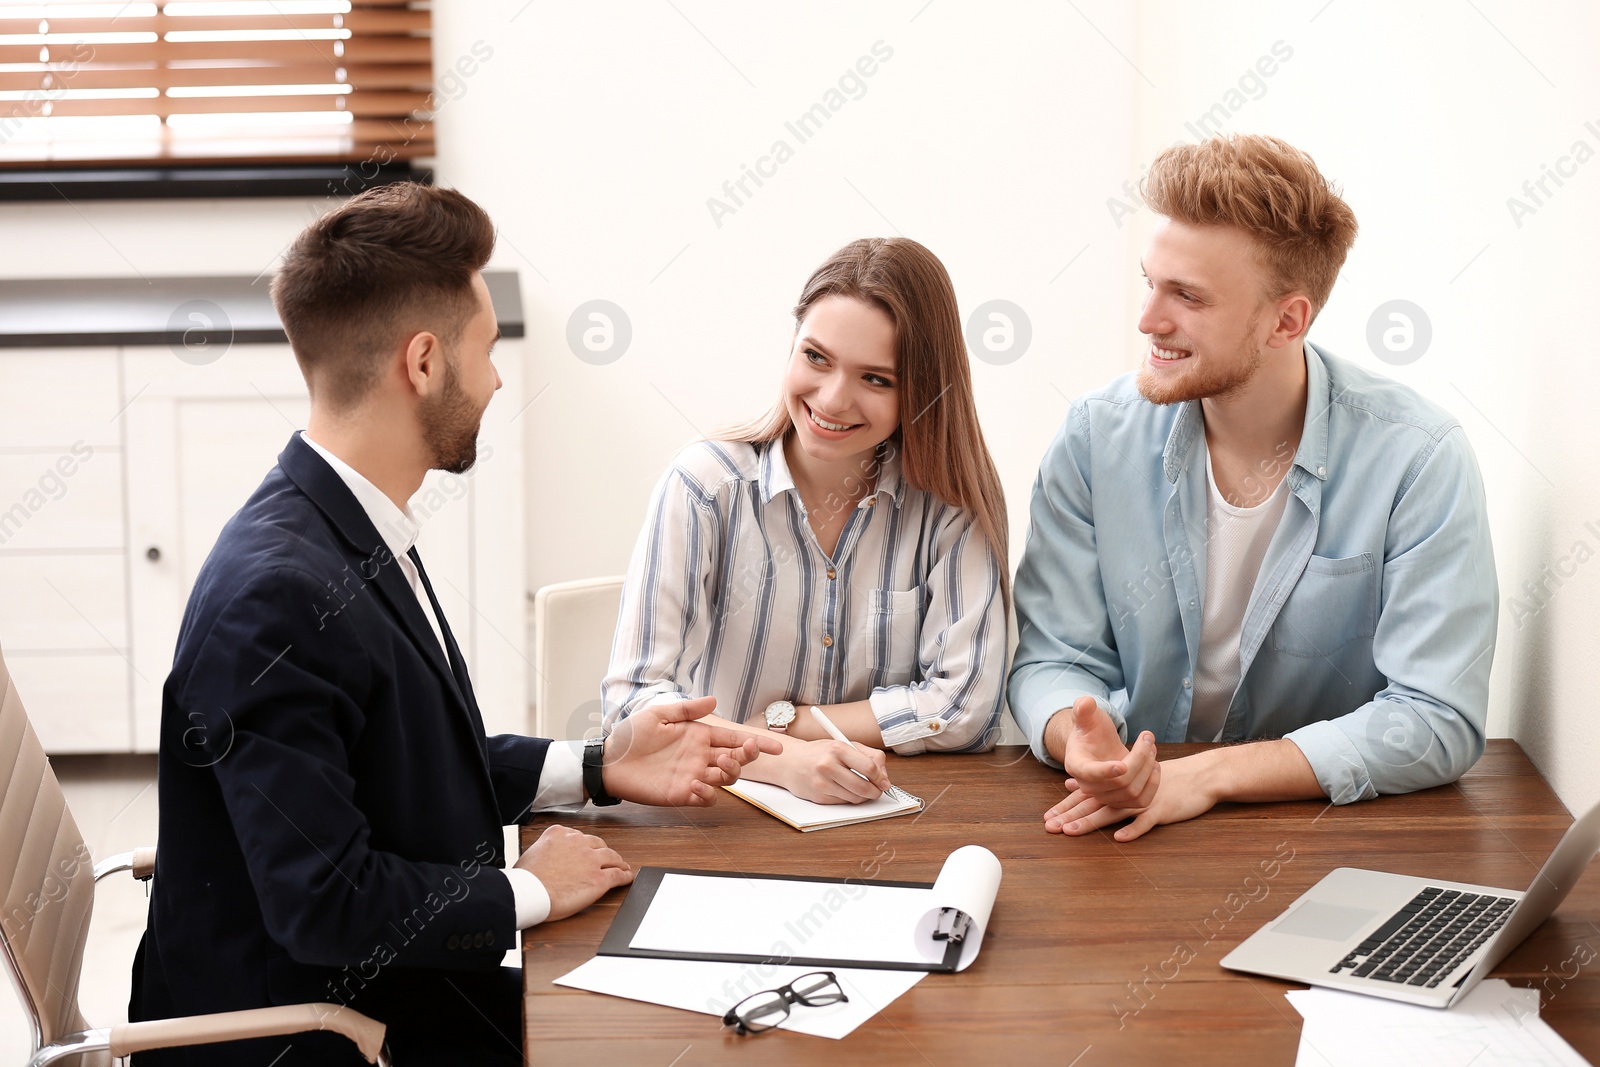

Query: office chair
531,576,624,739
0,642,392,1066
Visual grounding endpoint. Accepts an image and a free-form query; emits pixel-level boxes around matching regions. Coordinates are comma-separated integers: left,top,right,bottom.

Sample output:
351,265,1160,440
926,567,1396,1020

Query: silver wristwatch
764,700,797,733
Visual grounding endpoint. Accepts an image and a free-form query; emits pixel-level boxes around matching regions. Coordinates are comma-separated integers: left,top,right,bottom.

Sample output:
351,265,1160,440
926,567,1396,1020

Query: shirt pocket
1269,552,1379,659
853,588,922,683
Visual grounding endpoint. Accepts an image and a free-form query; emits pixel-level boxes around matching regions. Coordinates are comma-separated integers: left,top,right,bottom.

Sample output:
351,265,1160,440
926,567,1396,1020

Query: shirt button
1189,599,1196,608
827,568,837,580
865,496,877,507
928,721,942,732
1182,677,1192,689
1317,466,1325,477
822,634,834,648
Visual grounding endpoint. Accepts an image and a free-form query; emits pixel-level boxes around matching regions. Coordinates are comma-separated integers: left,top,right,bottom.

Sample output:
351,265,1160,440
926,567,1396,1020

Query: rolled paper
913,844,1003,971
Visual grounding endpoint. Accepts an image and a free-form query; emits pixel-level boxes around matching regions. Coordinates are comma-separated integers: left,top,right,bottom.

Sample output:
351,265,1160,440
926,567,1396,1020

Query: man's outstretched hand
1051,696,1160,810
601,696,782,807
1041,701,1329,842
1045,753,1219,842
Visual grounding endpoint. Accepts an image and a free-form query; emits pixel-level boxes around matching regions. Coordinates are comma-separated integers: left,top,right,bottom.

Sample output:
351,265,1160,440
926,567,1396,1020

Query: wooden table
522,740,1600,1064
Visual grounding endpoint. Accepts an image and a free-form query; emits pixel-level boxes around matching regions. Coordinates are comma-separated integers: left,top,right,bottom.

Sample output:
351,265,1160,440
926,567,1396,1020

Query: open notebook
723,777,923,831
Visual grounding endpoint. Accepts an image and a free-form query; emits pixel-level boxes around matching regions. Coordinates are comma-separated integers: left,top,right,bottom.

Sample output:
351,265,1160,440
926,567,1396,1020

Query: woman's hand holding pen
778,738,891,804
705,698,890,802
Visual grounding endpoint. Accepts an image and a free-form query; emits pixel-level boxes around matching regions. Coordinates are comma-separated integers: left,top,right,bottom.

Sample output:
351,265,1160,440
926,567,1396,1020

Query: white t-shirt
1187,449,1291,742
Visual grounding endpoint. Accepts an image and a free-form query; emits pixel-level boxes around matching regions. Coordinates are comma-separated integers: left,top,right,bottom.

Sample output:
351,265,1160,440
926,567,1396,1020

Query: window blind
0,0,433,168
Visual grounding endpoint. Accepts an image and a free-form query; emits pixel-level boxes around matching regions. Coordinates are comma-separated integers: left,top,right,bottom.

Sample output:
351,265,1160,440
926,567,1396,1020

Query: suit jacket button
446,935,460,950
486,931,496,947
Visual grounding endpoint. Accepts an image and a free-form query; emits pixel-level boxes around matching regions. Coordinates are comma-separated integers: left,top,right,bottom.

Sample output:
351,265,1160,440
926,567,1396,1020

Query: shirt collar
1161,397,1205,484
757,435,904,507
1295,342,1333,482
298,431,423,563
1161,344,1332,485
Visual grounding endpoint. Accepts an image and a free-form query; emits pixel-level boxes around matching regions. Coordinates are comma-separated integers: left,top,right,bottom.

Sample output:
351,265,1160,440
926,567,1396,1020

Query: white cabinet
0,340,528,752
0,347,132,751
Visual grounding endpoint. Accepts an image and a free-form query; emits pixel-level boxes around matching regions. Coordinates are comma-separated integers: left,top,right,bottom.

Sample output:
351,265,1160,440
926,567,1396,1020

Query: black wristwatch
583,735,621,806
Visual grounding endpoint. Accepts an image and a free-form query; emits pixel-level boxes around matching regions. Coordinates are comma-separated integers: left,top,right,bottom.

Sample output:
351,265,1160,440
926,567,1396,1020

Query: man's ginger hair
1141,134,1358,319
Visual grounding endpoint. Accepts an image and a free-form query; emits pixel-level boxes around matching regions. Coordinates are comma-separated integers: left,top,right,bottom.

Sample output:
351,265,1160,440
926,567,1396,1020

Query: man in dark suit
130,183,778,1066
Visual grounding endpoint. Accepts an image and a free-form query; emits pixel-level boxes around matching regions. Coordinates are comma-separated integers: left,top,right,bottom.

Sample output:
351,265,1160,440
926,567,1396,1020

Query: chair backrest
0,641,94,1051
531,577,625,740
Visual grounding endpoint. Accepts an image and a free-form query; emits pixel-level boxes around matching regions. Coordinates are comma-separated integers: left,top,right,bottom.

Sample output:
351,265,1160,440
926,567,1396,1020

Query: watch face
765,700,796,727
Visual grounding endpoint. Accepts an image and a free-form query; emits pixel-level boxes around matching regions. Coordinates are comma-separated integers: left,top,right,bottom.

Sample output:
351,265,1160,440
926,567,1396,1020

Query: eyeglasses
721,971,849,1035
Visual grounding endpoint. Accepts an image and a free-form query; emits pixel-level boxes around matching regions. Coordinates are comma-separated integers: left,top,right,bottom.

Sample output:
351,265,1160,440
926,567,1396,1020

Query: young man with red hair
1010,134,1498,841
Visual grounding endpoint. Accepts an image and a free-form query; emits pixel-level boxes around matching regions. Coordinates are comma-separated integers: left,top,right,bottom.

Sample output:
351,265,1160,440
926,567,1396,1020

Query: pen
810,706,886,795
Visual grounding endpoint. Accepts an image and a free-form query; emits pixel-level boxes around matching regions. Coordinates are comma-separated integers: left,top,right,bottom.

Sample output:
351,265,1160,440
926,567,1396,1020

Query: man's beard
420,352,482,474
1136,319,1265,407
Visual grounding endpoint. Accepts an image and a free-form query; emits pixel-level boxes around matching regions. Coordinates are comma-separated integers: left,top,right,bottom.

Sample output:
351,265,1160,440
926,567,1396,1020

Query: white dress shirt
300,432,584,928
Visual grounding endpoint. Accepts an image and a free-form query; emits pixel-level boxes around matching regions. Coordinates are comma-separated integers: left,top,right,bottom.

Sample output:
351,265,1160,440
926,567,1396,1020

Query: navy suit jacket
131,434,550,1064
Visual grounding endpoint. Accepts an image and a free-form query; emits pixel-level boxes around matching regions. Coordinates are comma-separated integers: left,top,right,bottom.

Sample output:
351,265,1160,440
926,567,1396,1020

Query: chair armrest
106,1003,388,1063
131,845,156,880
92,845,156,883
25,1027,111,1067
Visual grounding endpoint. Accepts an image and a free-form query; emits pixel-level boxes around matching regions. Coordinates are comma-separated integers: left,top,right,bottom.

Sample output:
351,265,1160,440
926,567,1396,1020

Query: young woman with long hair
602,237,1009,803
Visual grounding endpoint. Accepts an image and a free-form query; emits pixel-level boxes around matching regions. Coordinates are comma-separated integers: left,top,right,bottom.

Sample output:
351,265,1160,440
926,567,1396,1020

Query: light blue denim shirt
1008,343,1498,804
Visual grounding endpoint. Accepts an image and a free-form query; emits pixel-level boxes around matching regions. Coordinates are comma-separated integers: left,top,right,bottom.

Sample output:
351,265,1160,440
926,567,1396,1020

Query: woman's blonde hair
725,237,1009,605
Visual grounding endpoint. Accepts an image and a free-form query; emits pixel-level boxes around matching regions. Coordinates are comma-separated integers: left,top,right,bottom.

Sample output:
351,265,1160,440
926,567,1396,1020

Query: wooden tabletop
522,740,1600,1064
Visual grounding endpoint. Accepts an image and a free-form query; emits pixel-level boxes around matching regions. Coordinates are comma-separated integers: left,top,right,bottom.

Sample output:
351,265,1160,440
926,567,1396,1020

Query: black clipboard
597,866,965,973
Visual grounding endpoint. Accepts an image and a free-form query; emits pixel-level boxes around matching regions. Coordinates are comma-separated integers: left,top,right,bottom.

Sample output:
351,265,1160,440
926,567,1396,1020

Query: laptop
1220,797,1600,1008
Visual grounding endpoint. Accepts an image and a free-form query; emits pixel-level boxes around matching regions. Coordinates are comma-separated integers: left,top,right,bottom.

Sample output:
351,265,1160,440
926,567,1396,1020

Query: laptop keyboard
1328,886,1516,988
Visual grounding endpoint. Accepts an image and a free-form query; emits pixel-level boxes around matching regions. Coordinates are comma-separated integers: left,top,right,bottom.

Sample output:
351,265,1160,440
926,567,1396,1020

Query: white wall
1,1,1594,813
428,2,1139,589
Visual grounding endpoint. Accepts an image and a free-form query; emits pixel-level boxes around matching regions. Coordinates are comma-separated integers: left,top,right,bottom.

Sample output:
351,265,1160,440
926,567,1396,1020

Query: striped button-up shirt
603,438,1005,754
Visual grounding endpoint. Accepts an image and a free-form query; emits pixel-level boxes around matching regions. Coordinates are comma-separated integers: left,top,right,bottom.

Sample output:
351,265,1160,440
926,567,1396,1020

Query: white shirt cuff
505,742,588,929
529,739,586,810
505,867,552,928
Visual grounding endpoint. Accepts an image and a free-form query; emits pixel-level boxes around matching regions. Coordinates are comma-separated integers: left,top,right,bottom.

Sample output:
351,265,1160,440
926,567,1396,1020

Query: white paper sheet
627,846,1002,971
629,870,932,965
1288,978,1592,1067
553,956,926,1040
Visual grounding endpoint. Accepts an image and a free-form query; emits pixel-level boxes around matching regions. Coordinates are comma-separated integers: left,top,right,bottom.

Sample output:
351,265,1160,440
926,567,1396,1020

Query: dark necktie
407,546,473,705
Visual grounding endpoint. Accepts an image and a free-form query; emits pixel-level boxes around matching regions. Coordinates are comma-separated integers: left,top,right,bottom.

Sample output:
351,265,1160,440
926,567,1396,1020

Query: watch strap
583,735,621,806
